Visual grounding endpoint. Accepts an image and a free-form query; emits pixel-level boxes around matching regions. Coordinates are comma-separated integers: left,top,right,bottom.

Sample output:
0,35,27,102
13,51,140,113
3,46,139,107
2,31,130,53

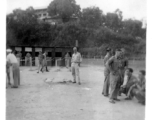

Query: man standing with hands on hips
71,47,82,85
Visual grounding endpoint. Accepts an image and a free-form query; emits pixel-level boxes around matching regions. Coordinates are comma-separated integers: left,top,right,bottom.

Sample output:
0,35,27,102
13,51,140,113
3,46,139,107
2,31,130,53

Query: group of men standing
102,48,146,105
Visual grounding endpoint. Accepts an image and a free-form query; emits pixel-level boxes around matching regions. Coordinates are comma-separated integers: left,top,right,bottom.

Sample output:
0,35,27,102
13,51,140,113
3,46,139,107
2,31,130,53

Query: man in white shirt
6,49,20,88
71,47,82,85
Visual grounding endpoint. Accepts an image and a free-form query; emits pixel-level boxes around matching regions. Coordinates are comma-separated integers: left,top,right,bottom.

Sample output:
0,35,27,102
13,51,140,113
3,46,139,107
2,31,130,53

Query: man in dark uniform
106,49,122,104
118,48,129,96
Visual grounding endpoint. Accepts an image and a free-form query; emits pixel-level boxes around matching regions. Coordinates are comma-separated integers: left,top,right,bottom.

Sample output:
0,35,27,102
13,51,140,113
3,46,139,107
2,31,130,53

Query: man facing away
119,68,138,96
71,47,82,85
106,49,122,104
6,49,20,88
102,48,112,96
125,70,146,105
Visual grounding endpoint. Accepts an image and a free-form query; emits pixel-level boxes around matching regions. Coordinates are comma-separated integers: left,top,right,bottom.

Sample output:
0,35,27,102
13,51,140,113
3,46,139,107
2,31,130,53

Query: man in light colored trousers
71,47,82,85
6,49,20,88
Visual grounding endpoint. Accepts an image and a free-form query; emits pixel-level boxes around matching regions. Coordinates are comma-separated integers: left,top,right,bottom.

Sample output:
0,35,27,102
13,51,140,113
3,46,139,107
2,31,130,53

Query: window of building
43,13,47,16
39,14,41,17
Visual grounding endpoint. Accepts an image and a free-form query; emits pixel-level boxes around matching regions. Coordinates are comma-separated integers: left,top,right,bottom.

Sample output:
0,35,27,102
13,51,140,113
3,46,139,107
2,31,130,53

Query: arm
124,58,129,69
79,54,82,63
106,56,114,72
104,56,108,66
121,75,128,88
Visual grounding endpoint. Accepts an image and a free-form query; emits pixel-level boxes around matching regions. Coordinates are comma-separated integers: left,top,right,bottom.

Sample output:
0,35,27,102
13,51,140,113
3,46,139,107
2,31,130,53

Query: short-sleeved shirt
71,52,81,63
38,54,44,61
125,75,138,89
43,53,47,60
106,56,121,75
104,54,111,66
65,54,70,60
119,55,128,70
7,53,18,64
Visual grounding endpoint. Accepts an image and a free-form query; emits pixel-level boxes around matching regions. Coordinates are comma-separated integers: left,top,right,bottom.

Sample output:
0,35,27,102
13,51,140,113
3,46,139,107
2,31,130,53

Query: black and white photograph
5,0,148,120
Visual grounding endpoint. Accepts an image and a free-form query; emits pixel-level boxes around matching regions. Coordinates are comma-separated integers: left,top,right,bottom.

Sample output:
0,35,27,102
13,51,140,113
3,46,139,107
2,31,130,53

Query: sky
7,0,147,20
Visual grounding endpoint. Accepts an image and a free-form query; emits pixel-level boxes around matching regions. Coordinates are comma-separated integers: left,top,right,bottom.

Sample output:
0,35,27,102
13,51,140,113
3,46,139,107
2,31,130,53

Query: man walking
106,49,122,103
41,51,49,72
71,47,82,85
6,49,20,88
102,48,112,96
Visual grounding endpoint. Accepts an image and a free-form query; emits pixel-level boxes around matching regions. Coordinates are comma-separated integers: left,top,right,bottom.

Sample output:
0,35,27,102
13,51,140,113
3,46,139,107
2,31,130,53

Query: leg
37,61,40,73
75,64,80,84
7,68,11,85
102,74,110,96
46,65,49,72
71,64,76,83
134,90,145,104
109,74,118,103
12,64,19,88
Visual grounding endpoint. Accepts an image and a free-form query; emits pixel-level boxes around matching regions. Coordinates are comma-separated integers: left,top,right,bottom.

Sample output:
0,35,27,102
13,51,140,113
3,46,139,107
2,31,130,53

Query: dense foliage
7,0,146,58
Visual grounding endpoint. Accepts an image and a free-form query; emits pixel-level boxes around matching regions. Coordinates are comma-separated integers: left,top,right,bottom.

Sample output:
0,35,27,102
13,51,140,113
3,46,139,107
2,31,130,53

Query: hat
6,49,12,53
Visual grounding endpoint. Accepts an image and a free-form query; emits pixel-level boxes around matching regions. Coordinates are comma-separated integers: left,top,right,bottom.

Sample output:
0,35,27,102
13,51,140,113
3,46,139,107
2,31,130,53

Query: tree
80,6,103,29
47,0,81,22
122,19,144,38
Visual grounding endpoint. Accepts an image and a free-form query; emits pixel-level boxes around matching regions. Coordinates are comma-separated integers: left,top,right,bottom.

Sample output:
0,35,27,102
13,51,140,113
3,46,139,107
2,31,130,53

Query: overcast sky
7,0,147,20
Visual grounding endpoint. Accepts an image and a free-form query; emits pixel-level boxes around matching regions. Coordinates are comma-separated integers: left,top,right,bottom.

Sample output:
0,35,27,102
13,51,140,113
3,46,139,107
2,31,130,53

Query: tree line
7,0,146,58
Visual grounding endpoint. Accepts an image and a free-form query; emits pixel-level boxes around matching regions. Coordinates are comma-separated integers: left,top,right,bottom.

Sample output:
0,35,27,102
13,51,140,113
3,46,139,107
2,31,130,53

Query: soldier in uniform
41,51,49,72
118,48,128,96
119,68,138,96
125,70,146,105
71,47,82,85
102,48,112,96
106,49,122,104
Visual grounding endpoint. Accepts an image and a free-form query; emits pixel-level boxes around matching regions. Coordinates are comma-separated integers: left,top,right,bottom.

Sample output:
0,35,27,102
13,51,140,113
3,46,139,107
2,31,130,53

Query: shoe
109,100,115,104
11,86,18,88
78,82,81,85
37,71,39,73
113,98,120,101
104,95,109,97
73,81,76,83
46,70,49,72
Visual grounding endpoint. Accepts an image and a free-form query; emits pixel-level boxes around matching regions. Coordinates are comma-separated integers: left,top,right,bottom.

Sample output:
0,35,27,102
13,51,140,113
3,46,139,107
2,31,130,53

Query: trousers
71,63,80,83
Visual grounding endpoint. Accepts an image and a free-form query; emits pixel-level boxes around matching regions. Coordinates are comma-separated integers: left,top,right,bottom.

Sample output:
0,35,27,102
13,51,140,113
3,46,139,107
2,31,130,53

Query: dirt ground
6,64,145,120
